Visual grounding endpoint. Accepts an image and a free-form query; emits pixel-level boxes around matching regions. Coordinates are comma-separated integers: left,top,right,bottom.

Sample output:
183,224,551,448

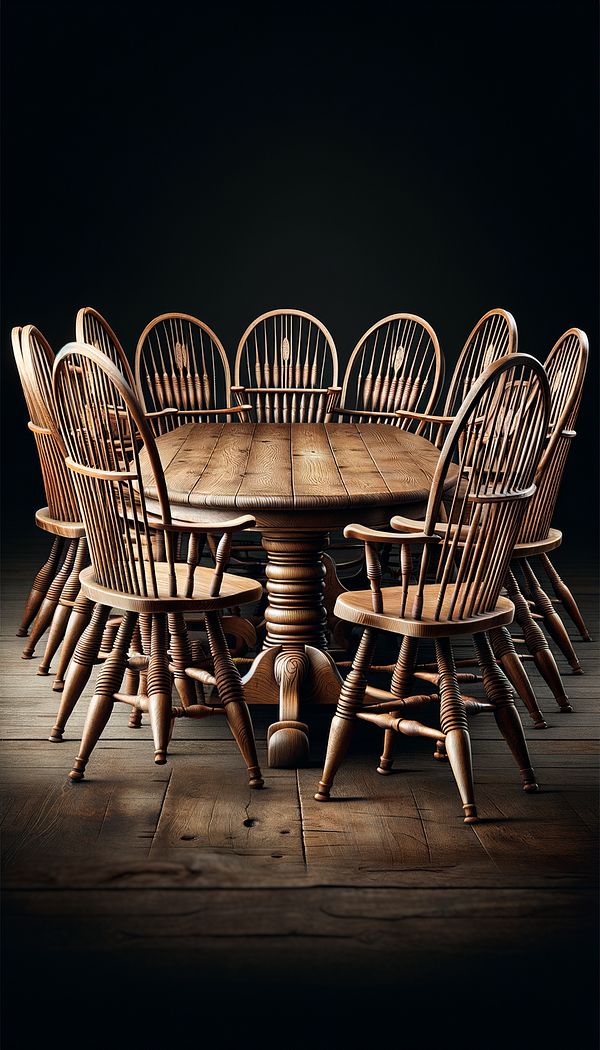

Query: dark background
2,0,598,537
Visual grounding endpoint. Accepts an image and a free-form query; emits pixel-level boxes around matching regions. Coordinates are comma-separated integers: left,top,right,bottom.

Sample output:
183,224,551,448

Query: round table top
142,421,453,530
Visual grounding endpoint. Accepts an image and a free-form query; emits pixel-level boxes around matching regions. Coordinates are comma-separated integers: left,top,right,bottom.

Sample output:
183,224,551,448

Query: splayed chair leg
377,635,419,774
522,558,582,674
489,625,547,728
69,612,137,781
473,631,539,793
205,611,263,788
17,537,63,637
147,614,173,766
49,602,111,742
316,627,377,801
540,552,591,642
53,594,95,692
506,569,572,712
22,539,77,659
435,637,477,824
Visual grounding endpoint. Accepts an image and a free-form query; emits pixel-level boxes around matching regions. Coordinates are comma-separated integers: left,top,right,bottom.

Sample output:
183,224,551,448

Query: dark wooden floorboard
1,533,598,1049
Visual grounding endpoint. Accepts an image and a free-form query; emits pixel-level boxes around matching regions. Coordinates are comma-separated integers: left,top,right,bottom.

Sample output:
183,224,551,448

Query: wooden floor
2,527,598,1049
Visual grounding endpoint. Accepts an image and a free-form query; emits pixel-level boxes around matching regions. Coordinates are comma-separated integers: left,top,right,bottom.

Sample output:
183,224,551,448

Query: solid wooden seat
35,506,86,539
513,526,562,559
79,562,262,613
316,353,551,824
334,586,514,637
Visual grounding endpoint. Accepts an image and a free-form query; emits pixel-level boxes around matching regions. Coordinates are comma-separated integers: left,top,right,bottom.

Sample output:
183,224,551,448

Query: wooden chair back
443,308,518,418
519,328,588,544
339,314,443,428
232,309,339,423
374,354,550,623
15,325,81,523
75,306,136,387
52,343,240,600
135,312,232,428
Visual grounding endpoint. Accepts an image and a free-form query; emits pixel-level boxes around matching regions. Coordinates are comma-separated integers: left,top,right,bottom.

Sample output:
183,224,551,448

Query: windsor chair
337,313,444,428
395,307,517,444
315,354,551,824
75,306,136,387
504,329,590,702
231,309,341,423
52,343,264,785
13,326,90,691
135,312,247,435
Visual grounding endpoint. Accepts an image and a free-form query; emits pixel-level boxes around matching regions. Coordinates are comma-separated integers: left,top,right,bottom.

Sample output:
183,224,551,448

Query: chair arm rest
343,523,440,545
395,409,454,426
147,513,256,535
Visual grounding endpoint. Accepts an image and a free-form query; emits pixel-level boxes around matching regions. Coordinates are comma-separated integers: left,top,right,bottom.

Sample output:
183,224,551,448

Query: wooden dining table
141,421,453,767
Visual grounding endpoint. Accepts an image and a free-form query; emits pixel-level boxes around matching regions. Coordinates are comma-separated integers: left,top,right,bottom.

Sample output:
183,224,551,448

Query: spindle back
16,325,81,523
392,354,550,622
443,308,518,418
53,343,178,598
75,306,136,387
340,314,443,428
135,312,231,426
519,328,588,544
233,309,339,423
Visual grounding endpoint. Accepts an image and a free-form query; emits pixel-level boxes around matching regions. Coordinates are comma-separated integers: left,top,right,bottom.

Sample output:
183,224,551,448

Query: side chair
52,342,264,786
315,353,551,824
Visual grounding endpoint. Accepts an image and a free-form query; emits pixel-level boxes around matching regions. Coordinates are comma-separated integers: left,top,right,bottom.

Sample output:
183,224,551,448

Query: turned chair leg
505,570,572,713
69,612,137,781
21,539,77,659
125,620,143,727
522,559,583,674
168,611,197,709
489,626,547,729
52,594,95,692
473,632,539,793
147,614,174,766
435,637,477,824
49,603,111,742
204,611,264,788
315,628,378,801
38,538,89,677
540,552,592,642
377,636,419,775
17,537,63,637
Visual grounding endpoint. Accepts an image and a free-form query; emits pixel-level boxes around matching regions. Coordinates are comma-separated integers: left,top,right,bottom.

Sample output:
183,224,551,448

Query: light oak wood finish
232,308,340,424
135,312,236,435
12,326,90,688
52,342,264,787
337,313,444,430
316,353,551,823
140,420,455,766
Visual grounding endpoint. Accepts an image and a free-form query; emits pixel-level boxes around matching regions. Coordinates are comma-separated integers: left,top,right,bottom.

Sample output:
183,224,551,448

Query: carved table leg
262,530,328,768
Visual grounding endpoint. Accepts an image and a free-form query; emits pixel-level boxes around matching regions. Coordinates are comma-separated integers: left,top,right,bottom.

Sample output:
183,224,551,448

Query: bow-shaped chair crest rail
315,353,551,824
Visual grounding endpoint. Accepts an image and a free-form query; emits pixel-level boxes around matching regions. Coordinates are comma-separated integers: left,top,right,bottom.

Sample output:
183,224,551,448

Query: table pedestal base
241,644,344,767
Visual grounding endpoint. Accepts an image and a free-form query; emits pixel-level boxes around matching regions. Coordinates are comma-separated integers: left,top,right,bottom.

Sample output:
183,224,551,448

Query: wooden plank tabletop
141,422,452,513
